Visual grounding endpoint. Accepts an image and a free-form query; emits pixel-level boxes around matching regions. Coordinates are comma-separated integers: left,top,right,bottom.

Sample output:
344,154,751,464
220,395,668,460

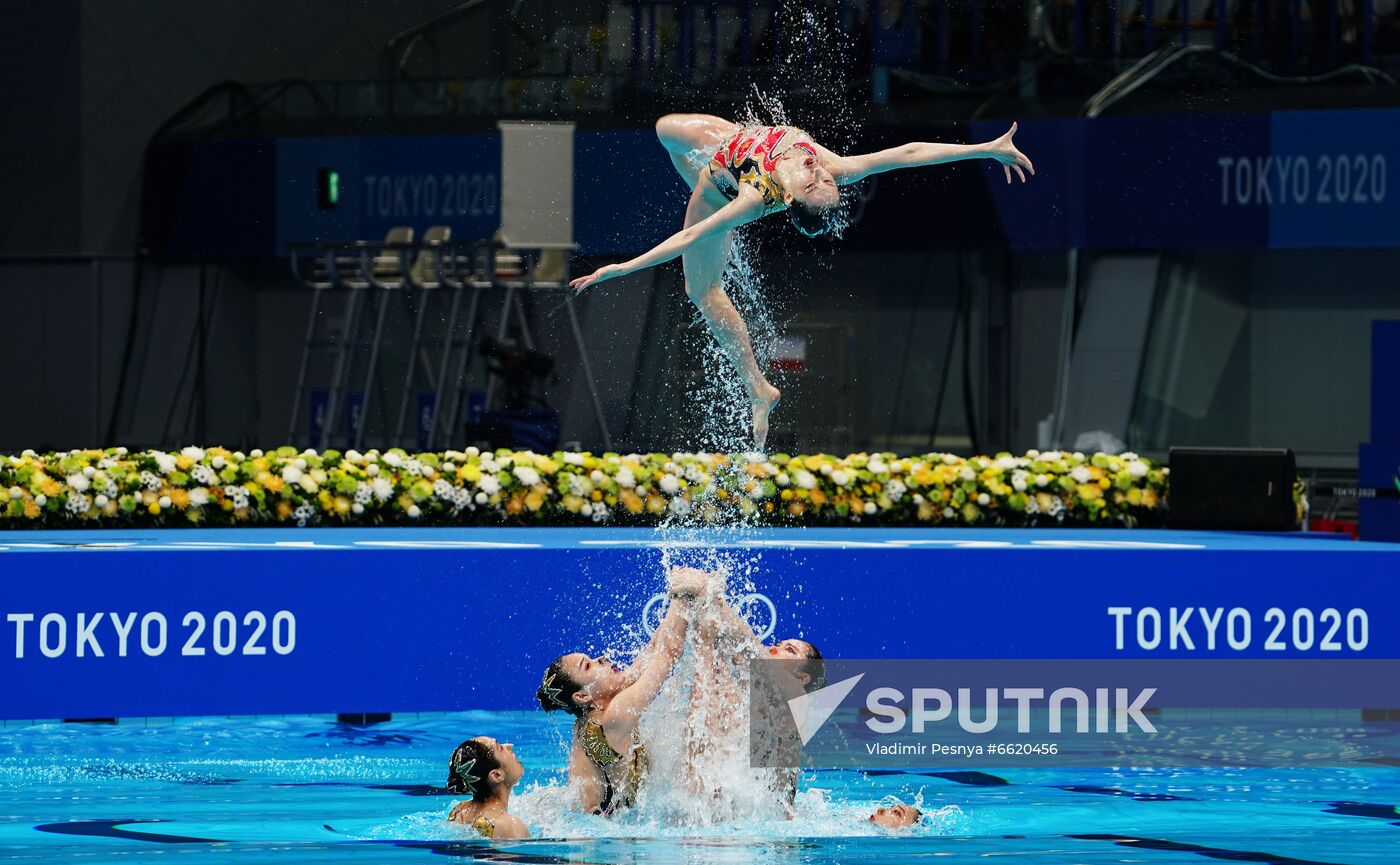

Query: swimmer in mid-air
571,114,1035,449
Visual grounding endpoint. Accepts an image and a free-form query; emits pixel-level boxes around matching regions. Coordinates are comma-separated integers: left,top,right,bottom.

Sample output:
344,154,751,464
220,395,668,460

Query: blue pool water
1,712,1396,864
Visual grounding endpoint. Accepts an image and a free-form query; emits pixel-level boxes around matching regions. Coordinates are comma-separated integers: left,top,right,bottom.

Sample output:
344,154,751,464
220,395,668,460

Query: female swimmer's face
471,736,524,787
780,153,839,209
870,803,922,828
768,638,814,660
563,651,625,704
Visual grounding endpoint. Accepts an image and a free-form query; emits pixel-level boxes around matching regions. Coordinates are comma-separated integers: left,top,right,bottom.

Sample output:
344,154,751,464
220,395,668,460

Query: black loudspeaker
1167,447,1297,531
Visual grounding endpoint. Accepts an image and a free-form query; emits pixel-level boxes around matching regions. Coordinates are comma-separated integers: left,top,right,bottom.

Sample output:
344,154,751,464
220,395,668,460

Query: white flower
668,497,691,516
297,475,318,493
913,493,925,504
581,503,593,516
281,466,304,484
1035,474,1050,487
1070,466,1092,484
382,452,403,468
141,471,162,491
405,459,424,477
9,486,23,499
994,456,1021,471
158,496,171,509
154,453,177,475
659,474,680,494
563,452,585,466
189,488,209,507
1012,471,1029,492
943,507,955,518
941,453,959,465
66,494,90,514
590,470,606,485
466,446,481,457
406,505,422,518
1040,451,1062,462
94,494,109,508
352,502,364,515
211,455,226,470
1121,451,1139,461
1128,460,1149,479
344,449,363,464
366,464,380,476
34,494,47,507
115,447,128,456
831,469,851,487
82,466,96,479
475,492,488,505
958,466,975,481
65,473,90,493
513,466,541,487
863,501,877,515
819,464,833,475
776,473,790,487
371,478,394,501
21,449,35,458
433,479,454,499
749,483,767,500
615,468,635,489
794,470,816,489
885,479,906,500
181,446,205,461
478,476,501,495
590,503,610,523
868,459,888,475
977,493,991,506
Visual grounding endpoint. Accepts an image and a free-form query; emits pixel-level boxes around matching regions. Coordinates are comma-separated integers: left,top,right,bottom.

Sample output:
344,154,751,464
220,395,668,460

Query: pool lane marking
35,819,223,844
1069,833,1349,865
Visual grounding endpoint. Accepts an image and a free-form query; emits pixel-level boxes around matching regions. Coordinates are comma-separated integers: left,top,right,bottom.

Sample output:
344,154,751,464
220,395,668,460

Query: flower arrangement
0,447,1180,529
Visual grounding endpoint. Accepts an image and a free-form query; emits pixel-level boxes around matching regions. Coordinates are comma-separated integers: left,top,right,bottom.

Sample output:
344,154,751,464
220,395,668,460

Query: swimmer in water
535,565,707,815
869,801,923,829
675,566,824,811
571,114,1035,449
445,736,530,839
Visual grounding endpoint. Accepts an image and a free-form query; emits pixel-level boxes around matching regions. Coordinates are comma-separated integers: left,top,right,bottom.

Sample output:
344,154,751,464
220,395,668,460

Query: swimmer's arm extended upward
570,192,765,293
822,122,1034,186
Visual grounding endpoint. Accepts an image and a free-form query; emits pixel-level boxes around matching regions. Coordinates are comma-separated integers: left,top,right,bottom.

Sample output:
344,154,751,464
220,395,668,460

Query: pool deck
0,525,1394,552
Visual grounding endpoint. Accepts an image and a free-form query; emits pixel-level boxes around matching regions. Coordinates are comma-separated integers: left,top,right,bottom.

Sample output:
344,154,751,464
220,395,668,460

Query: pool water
1,712,1396,864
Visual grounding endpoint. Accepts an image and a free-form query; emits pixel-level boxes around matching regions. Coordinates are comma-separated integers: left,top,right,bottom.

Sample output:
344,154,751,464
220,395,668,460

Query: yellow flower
619,490,643,514
169,489,190,509
526,490,546,512
646,495,666,515
176,454,194,470
333,496,351,516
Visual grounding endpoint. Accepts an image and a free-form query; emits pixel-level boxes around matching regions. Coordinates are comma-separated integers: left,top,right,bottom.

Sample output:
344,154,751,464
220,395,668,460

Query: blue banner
275,135,501,251
0,528,1396,718
972,108,1398,250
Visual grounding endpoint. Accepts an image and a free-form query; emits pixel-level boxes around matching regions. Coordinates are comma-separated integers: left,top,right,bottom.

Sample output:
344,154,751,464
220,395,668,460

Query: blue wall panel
1,529,1396,718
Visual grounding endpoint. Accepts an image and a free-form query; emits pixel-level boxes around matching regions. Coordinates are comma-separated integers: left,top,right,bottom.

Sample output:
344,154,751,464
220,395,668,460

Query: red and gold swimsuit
706,125,817,214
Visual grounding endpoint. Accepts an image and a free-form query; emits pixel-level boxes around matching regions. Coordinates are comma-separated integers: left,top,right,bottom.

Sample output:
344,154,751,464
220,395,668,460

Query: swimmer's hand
570,263,627,294
986,122,1035,185
665,566,708,599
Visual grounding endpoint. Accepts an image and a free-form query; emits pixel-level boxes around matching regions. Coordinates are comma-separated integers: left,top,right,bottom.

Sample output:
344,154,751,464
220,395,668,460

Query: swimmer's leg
681,186,781,450
656,114,740,188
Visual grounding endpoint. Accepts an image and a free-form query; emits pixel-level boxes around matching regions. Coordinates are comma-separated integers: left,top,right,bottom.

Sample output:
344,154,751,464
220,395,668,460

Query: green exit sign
317,167,339,210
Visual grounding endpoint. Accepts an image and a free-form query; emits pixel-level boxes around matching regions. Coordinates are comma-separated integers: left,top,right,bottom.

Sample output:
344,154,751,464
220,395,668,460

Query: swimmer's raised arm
570,192,766,293
600,568,704,724
819,122,1034,187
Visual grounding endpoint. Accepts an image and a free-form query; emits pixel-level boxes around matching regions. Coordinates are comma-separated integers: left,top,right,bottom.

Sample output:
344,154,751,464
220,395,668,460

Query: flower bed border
0,447,1194,529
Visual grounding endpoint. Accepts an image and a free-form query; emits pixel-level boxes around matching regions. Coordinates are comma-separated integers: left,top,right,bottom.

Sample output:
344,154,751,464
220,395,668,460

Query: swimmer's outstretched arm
569,192,766,293
600,568,705,724
821,122,1034,186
